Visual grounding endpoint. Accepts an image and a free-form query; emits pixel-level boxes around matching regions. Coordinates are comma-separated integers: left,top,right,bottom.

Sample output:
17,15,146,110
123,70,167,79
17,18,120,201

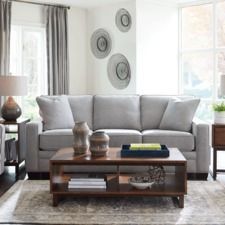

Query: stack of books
68,178,106,190
129,143,161,150
5,138,17,162
121,143,169,158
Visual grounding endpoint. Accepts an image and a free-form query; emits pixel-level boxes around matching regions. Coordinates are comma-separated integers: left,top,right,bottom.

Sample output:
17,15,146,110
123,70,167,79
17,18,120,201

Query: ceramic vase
73,121,90,154
89,131,109,156
214,111,225,124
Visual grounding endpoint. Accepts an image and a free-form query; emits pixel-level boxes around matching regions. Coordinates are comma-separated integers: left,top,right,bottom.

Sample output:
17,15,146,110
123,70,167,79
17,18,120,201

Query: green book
130,143,161,150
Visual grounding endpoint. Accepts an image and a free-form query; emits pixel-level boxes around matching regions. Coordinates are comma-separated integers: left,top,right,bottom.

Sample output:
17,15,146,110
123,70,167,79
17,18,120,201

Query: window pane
23,30,42,58
182,52,213,98
216,1,225,47
217,51,225,98
10,27,21,74
181,4,213,50
10,25,47,120
195,100,213,121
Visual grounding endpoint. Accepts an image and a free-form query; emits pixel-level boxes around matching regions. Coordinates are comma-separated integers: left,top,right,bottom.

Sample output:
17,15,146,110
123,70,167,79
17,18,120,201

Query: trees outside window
180,1,225,121
10,25,47,120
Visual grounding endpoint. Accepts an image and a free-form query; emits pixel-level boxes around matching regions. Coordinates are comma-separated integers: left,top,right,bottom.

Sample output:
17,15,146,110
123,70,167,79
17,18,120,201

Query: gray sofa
26,95,210,179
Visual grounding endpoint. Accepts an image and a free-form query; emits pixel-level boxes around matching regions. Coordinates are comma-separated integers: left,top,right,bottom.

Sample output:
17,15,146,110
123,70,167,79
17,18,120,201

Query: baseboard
27,172,49,180
187,173,208,180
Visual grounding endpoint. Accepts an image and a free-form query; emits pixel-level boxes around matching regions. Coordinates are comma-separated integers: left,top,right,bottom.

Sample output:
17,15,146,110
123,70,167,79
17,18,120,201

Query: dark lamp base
1,96,22,121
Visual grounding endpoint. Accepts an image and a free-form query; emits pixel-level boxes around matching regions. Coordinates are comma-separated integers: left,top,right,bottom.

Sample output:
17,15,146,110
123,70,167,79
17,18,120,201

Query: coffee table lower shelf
50,174,185,208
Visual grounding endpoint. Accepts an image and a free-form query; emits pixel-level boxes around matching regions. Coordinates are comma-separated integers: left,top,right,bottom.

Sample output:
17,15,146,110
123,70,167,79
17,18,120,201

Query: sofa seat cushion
96,129,142,148
142,129,194,151
40,129,74,151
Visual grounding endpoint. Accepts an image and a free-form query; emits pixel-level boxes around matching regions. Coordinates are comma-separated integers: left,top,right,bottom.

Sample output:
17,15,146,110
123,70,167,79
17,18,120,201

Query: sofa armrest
192,118,210,173
0,124,5,175
26,120,43,172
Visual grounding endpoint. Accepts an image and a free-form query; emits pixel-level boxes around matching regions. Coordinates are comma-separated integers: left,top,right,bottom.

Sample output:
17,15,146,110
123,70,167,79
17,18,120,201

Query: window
10,24,47,120
180,1,225,121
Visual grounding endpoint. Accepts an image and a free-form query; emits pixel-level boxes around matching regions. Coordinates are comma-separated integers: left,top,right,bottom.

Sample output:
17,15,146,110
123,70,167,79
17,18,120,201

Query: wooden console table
212,124,225,179
50,147,187,208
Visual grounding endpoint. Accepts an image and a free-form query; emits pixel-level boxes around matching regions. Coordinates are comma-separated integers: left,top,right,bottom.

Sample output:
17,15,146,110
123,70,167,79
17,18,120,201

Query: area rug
0,180,225,224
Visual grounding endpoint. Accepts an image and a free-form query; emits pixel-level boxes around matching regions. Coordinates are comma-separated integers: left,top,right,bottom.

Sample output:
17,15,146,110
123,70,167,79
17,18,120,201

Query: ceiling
33,0,199,8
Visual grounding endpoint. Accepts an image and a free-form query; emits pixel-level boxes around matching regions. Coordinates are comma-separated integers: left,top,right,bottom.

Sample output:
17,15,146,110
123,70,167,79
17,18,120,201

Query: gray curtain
0,0,11,108
46,6,69,95
0,0,11,75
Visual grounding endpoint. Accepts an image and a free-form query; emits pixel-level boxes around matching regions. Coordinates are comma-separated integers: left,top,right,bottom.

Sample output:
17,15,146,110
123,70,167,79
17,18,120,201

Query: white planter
214,111,225,124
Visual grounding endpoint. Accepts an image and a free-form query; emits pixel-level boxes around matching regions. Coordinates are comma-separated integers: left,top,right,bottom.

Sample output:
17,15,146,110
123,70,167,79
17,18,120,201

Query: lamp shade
220,74,225,97
0,76,27,96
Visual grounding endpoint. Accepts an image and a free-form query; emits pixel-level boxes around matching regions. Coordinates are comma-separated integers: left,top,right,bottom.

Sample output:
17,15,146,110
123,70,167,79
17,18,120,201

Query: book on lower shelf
68,184,106,189
68,178,106,189
70,178,105,182
5,138,17,162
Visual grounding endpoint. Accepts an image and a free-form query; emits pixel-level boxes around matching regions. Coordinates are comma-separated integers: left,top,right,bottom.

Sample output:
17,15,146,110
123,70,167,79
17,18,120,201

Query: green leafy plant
213,102,225,112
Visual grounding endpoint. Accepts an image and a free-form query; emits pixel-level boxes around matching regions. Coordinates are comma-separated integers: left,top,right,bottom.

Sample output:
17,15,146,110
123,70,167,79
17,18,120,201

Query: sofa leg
187,173,208,180
27,172,49,180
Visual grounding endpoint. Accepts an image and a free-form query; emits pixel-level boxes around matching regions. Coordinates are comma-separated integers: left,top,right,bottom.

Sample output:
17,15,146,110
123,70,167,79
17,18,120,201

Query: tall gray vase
73,121,90,155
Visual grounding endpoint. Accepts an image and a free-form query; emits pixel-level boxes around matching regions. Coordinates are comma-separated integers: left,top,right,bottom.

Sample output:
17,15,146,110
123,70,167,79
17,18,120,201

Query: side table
212,124,225,179
1,118,30,178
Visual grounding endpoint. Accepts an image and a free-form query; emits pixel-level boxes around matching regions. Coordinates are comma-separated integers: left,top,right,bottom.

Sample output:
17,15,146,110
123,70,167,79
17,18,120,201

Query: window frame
9,22,47,119
179,0,225,121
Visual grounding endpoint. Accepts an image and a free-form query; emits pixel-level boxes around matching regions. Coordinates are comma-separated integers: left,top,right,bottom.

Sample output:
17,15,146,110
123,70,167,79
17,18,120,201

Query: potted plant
213,102,225,124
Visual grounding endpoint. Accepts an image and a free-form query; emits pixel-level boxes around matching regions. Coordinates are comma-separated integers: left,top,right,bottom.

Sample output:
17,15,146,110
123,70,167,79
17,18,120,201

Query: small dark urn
89,131,109,157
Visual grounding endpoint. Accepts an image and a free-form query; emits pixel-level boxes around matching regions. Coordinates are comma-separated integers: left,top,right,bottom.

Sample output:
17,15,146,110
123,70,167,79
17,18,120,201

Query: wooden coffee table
50,147,187,207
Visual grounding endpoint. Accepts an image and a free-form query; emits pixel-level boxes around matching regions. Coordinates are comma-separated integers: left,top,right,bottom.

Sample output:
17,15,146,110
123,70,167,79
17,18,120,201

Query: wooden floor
0,163,27,197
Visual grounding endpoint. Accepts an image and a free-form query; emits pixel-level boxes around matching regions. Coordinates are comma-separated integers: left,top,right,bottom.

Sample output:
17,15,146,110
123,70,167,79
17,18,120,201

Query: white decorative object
107,53,131,89
128,174,155,190
115,8,132,32
214,111,225,124
90,29,111,59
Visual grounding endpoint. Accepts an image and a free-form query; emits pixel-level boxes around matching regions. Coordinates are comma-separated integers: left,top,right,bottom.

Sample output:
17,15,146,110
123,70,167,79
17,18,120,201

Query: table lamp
0,76,27,121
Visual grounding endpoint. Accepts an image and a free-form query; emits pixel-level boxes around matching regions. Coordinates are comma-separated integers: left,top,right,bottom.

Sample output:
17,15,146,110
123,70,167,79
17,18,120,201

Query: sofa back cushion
93,95,141,130
36,95,74,130
141,96,171,130
159,98,200,132
68,95,93,130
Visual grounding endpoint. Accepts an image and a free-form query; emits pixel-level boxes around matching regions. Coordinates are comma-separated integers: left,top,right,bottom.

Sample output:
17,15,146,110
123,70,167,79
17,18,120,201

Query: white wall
11,2,45,24
68,7,88,94
87,0,136,94
11,2,88,95
136,0,179,95
11,0,179,96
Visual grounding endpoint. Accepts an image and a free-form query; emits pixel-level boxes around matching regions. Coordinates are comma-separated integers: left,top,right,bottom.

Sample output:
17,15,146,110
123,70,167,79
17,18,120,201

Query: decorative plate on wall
107,53,131,89
115,8,132,32
90,28,112,59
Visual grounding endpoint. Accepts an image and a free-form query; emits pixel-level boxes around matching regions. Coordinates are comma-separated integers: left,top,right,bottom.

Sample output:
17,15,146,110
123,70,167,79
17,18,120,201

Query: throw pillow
159,98,200,132
36,95,74,130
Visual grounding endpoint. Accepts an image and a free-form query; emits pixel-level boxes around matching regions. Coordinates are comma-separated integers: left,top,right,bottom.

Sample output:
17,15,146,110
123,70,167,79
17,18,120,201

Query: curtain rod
8,0,70,9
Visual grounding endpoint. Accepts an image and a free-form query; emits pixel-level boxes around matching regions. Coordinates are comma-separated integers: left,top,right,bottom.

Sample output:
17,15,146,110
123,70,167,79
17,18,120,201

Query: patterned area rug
0,180,225,224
